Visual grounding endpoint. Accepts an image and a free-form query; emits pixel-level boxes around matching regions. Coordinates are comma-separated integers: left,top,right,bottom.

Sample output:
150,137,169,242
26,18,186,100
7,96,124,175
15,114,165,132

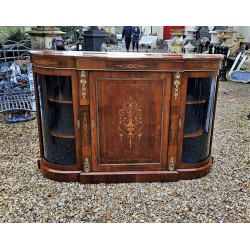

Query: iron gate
0,40,42,123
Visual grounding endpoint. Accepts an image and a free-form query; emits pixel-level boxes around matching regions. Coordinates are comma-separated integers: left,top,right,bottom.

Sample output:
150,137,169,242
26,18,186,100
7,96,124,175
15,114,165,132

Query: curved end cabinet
31,51,223,183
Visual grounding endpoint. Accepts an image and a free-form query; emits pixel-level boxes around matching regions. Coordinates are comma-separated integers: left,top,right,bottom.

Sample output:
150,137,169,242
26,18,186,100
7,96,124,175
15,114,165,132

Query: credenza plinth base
38,158,212,184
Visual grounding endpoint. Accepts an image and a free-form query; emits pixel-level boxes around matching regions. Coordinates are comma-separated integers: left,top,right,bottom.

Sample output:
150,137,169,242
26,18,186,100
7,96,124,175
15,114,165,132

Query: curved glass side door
36,74,77,165
182,76,217,163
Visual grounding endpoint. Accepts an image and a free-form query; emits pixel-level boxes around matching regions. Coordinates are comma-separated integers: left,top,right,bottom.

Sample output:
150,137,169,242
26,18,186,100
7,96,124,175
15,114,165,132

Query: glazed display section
30,51,223,183
37,75,76,165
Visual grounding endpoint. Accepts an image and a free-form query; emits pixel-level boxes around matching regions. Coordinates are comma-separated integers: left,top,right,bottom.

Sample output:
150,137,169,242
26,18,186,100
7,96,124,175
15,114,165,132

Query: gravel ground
0,80,249,223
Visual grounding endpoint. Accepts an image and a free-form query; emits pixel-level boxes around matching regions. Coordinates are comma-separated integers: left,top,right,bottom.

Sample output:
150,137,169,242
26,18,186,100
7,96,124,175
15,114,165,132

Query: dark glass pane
182,77,217,163
45,75,72,100
48,102,75,135
186,77,211,101
43,137,76,165
182,133,211,163
184,103,207,134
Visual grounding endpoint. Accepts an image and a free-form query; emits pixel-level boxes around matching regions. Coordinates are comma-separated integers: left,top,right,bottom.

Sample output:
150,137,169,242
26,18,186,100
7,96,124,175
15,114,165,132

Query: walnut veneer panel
89,71,171,171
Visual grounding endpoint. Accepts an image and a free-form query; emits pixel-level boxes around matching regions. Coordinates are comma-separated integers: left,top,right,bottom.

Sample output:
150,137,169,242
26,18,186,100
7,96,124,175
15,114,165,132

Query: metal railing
0,40,42,123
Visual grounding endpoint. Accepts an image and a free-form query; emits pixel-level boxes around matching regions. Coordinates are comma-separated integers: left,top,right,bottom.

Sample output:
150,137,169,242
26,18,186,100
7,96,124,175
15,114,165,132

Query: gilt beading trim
174,72,180,100
80,70,87,99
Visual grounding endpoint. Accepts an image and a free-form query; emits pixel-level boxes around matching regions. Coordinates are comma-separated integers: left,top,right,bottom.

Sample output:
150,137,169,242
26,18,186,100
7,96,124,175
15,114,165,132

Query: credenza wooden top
30,50,223,71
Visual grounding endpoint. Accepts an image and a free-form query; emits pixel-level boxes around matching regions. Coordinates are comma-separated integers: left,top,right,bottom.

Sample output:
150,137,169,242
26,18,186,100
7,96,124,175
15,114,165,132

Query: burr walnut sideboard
30,51,223,183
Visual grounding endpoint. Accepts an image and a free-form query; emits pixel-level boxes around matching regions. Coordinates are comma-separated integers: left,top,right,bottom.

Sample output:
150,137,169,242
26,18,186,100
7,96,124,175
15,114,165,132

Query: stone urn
216,29,236,45
184,27,196,54
209,30,220,45
170,29,185,53
184,41,195,54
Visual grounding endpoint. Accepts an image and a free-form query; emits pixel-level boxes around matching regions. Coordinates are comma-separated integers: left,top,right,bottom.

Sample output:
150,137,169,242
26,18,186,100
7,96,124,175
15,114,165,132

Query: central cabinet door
89,71,172,171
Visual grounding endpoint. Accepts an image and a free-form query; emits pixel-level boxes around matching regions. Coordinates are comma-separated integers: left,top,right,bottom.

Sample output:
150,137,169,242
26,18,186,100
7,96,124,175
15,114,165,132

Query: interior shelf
48,97,73,104
183,128,203,138
186,99,207,105
50,128,75,139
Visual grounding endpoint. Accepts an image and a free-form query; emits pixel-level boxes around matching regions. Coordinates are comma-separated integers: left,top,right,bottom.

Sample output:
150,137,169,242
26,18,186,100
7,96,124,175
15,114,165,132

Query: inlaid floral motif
117,97,144,149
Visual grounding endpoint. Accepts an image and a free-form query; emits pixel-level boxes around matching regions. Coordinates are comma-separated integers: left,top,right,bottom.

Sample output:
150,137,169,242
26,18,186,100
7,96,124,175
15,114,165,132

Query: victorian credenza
30,51,223,183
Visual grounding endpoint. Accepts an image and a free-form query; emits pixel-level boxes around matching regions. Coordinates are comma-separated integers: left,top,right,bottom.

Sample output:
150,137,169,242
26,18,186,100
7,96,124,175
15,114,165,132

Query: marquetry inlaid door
89,71,172,172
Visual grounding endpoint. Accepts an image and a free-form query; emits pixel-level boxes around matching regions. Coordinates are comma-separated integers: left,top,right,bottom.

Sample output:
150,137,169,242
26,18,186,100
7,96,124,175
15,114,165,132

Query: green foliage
0,26,28,42
7,27,28,41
